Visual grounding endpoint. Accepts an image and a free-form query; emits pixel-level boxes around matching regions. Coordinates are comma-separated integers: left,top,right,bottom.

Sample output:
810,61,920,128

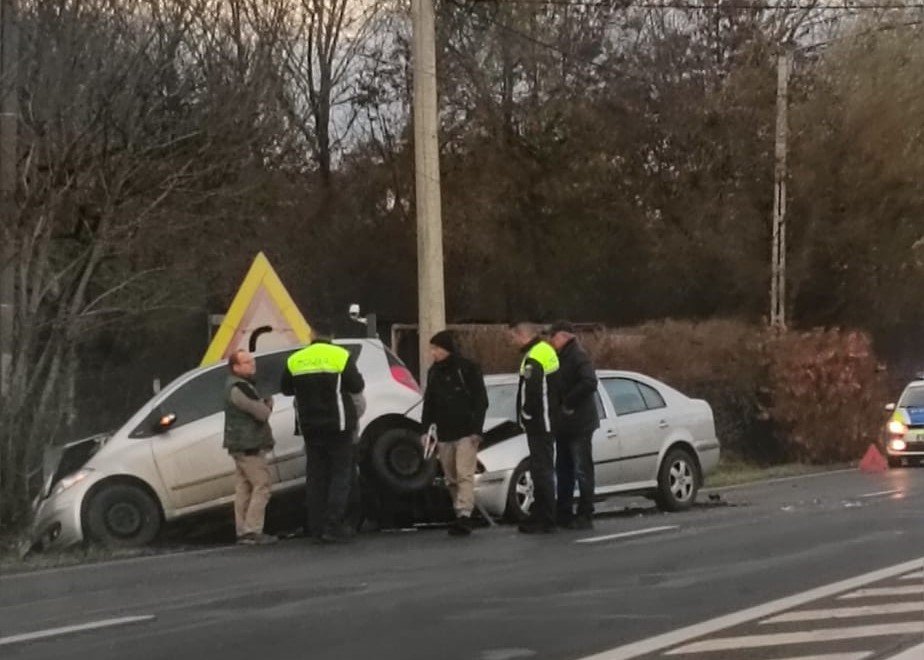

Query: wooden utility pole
411,0,446,380
770,47,790,330
0,0,17,399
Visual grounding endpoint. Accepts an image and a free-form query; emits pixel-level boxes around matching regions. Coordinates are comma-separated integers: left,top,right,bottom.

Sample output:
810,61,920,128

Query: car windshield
486,383,518,421
900,386,924,408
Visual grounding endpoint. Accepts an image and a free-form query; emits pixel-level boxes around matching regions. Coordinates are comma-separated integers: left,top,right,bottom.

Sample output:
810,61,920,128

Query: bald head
229,349,256,378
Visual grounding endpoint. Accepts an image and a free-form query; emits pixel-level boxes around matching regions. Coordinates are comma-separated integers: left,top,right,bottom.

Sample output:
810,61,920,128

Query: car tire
655,448,700,512
367,427,438,494
504,459,534,523
887,456,903,469
85,483,162,548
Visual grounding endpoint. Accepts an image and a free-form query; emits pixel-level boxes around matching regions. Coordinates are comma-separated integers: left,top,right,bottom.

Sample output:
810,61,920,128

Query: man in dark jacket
421,330,488,536
549,321,599,530
281,320,365,543
224,350,277,545
508,321,561,534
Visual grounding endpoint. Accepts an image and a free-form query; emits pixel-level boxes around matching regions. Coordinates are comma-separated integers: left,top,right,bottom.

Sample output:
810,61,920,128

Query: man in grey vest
224,349,277,545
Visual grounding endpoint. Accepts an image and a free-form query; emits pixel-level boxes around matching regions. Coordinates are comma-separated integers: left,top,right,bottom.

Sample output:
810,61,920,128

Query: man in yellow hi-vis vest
281,319,364,543
508,321,562,534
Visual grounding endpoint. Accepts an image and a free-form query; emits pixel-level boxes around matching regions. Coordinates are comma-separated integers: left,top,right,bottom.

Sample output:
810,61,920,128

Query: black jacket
516,337,562,436
280,341,365,436
421,354,489,443
556,338,600,435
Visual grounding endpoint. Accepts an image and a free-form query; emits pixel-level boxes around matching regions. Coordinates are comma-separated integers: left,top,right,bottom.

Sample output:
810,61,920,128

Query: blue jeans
556,432,595,522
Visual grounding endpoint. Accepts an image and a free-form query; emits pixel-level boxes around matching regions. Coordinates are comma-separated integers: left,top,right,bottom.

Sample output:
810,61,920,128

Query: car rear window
900,386,924,408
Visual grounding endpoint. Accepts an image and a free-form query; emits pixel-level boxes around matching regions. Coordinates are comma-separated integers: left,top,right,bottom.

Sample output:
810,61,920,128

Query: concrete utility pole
411,0,446,380
0,0,18,399
770,46,790,331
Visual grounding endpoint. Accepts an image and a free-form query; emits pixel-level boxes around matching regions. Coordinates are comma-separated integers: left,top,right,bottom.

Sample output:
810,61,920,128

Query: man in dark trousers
549,321,599,530
281,320,365,544
421,330,488,536
508,321,561,534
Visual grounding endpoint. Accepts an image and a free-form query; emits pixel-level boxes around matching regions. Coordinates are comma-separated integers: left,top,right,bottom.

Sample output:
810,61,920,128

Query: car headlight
889,438,908,452
52,469,93,497
888,420,908,436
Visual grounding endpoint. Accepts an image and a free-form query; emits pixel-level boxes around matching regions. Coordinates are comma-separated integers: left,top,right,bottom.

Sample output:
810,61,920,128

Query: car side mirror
885,403,896,412
155,413,177,433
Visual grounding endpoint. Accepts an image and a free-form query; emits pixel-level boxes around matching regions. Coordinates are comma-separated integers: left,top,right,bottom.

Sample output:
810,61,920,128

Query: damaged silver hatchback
30,339,424,551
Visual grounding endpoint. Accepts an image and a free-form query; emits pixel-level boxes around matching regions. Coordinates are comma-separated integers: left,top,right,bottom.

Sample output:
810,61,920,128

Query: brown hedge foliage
452,320,886,465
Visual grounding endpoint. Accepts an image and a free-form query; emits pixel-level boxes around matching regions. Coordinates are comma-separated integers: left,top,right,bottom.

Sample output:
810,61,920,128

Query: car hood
39,433,111,502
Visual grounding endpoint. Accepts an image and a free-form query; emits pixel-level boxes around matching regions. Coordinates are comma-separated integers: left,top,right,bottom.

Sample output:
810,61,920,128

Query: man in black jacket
549,321,599,530
421,330,488,536
281,319,365,543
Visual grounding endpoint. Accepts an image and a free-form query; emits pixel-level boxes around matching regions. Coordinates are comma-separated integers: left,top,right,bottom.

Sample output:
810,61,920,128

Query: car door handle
657,420,669,429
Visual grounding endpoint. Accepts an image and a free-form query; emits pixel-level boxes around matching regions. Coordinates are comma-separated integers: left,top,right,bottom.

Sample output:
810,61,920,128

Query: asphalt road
2,468,923,660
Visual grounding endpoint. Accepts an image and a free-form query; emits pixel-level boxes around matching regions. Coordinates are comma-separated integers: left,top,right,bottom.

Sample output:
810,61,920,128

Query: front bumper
474,469,513,517
885,434,924,464
29,480,92,551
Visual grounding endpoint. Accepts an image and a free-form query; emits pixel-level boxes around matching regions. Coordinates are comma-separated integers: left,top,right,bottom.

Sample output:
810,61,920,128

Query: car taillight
390,365,421,393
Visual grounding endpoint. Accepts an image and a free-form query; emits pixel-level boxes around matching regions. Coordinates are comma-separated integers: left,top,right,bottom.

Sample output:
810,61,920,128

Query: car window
638,382,666,410
255,351,295,396
602,378,648,416
136,367,227,436
899,386,924,408
487,383,518,421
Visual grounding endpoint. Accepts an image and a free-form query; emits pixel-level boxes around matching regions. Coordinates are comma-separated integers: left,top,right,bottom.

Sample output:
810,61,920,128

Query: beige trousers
232,452,272,536
438,435,479,517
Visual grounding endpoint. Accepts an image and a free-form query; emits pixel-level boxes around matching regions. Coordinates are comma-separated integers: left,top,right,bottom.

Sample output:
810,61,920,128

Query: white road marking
575,526,678,545
888,640,924,659
900,570,924,580
574,556,924,660
839,586,923,599
0,615,155,647
664,622,923,655
860,489,901,498
761,602,924,624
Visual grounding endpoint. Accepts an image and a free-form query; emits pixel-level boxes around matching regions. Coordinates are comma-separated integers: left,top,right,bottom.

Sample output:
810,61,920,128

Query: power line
471,0,924,10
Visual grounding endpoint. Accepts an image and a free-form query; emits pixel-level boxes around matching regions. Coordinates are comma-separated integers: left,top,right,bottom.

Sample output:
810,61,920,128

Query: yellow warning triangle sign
201,252,311,366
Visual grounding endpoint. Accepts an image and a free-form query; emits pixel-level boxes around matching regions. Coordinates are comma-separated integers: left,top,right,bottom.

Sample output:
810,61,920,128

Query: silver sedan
474,370,721,521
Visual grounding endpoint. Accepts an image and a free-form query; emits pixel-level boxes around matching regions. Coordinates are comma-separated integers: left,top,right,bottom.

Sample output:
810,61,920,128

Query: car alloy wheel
669,458,695,503
515,469,534,517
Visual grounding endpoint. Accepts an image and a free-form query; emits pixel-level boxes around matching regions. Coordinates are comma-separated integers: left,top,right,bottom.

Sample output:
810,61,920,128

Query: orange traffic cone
859,444,888,473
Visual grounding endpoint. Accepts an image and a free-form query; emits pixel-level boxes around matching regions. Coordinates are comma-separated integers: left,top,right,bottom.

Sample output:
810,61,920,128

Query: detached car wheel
85,483,162,548
367,428,438,493
505,460,534,523
655,448,700,512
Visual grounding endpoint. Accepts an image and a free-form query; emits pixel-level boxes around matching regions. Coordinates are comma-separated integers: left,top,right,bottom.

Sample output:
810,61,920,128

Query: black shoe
448,516,473,536
518,521,556,534
573,516,594,530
